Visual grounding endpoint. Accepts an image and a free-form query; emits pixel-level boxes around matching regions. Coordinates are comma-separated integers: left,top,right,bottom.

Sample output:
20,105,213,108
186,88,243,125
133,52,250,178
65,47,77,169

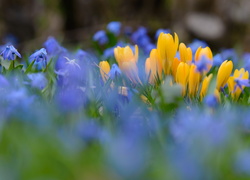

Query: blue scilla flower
27,73,48,90
108,64,122,80
103,47,115,59
175,51,180,59
188,39,208,53
171,107,230,150
75,49,88,60
155,28,171,39
131,27,153,54
195,56,212,73
103,42,125,59
93,30,108,45
55,87,86,111
29,48,47,66
204,94,218,108
213,54,223,67
6,88,34,115
221,48,238,64
0,45,21,60
132,26,147,37
144,43,156,55
234,76,250,91
107,21,122,36
43,37,63,55
131,27,149,46
55,55,86,88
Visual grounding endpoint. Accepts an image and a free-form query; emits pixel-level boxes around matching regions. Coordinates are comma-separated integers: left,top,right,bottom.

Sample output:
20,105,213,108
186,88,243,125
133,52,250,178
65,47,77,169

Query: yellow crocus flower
188,64,201,97
216,60,233,90
195,46,213,73
114,45,140,83
114,45,138,65
195,47,213,61
176,62,190,95
99,61,110,82
227,68,249,100
157,32,179,75
171,57,181,80
145,49,163,84
214,89,221,103
179,43,192,63
200,74,213,100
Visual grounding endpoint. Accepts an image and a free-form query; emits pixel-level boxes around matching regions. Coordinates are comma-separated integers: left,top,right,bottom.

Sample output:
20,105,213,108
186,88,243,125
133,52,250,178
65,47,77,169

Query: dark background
0,0,250,52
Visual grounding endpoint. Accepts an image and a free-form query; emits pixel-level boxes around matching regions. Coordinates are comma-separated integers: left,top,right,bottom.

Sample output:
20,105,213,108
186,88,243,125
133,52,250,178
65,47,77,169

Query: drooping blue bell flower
29,48,47,67
108,64,122,80
0,45,21,60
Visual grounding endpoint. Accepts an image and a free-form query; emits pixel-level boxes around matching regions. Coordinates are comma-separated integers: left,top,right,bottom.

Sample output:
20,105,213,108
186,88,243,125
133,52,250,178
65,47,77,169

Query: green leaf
15,64,24,70
25,60,36,74
2,66,6,74
8,60,15,70
42,59,53,73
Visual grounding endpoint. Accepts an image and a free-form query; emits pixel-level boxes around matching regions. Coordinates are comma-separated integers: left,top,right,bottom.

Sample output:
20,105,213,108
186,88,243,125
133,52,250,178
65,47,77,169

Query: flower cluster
0,22,250,180
99,30,250,103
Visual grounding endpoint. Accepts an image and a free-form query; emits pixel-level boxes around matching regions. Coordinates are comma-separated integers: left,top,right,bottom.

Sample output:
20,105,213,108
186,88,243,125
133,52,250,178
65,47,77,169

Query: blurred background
0,0,250,52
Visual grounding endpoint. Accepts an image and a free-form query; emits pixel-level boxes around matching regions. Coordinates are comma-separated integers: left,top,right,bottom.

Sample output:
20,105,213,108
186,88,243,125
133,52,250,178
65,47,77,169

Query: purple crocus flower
0,45,21,60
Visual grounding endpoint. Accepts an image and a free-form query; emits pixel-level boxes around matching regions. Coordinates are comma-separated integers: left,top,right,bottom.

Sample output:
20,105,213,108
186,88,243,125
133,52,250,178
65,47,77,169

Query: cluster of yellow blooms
99,32,249,101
